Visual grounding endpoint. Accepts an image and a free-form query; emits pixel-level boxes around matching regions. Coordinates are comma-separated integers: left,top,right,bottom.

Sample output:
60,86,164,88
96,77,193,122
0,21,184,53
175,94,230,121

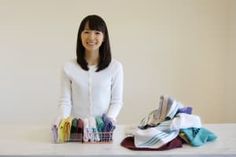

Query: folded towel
89,117,100,142
73,118,83,142
96,116,105,132
70,118,78,141
51,116,62,143
83,118,89,142
180,127,217,147
78,118,84,134
51,125,58,143
58,118,69,143
102,114,115,132
71,118,78,133
64,117,72,142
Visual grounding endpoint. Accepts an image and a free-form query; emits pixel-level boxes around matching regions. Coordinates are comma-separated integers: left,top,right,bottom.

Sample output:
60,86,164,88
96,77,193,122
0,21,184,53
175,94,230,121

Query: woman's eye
95,31,101,35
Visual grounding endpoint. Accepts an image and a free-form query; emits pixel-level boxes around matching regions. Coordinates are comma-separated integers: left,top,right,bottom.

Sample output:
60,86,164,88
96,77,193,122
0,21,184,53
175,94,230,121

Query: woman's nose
88,32,95,40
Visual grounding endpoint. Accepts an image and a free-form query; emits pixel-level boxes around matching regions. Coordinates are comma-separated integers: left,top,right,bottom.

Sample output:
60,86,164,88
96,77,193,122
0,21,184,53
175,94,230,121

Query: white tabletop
0,123,235,157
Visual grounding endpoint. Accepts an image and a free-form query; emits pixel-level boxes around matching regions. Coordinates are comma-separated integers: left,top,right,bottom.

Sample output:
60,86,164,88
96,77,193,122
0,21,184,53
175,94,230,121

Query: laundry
89,117,100,142
70,118,78,141
51,125,58,143
179,127,217,147
102,114,115,132
51,114,115,143
138,96,184,129
177,107,192,114
121,136,184,151
96,116,105,132
121,95,217,150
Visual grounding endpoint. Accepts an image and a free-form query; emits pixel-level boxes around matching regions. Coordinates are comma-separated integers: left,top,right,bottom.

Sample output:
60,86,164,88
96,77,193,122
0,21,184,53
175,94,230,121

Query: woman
58,15,123,123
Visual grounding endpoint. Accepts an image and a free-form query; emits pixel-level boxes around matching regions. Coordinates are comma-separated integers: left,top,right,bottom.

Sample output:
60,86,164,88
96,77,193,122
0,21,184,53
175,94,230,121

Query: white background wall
0,0,235,126
226,0,236,122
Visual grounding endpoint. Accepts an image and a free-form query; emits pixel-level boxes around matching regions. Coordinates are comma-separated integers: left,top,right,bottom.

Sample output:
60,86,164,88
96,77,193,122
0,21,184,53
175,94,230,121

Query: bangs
85,19,106,33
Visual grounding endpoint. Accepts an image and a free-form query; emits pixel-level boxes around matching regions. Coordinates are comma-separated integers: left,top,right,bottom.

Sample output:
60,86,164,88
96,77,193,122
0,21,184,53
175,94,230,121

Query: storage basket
51,126,113,143
69,131,113,143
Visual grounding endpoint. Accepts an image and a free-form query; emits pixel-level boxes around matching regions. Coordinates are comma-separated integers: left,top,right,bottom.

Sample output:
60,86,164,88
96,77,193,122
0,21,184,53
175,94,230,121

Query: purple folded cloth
51,125,58,143
102,114,115,132
177,107,192,114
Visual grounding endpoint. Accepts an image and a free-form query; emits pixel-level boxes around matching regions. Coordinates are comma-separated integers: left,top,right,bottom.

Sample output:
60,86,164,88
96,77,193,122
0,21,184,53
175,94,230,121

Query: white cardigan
58,59,123,120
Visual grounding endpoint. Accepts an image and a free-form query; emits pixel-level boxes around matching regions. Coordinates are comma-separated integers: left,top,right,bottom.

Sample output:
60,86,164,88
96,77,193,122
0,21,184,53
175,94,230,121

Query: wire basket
69,132,113,143
52,127,113,143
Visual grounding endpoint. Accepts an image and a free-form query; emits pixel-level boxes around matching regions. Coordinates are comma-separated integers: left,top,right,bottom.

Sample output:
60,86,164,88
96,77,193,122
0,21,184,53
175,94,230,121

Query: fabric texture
58,59,123,120
83,118,90,142
58,117,72,143
169,113,201,130
138,95,183,129
95,116,104,132
63,117,72,142
70,118,78,141
177,107,192,114
102,114,115,132
89,117,100,142
133,95,206,149
180,128,217,147
51,125,58,143
134,124,180,148
121,136,183,151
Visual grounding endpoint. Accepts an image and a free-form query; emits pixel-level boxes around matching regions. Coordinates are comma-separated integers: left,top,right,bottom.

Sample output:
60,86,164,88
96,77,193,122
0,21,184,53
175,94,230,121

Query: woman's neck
85,50,99,65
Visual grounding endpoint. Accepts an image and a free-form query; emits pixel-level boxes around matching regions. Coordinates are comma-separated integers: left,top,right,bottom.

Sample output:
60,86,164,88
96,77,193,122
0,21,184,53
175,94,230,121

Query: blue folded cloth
102,114,115,132
180,127,217,147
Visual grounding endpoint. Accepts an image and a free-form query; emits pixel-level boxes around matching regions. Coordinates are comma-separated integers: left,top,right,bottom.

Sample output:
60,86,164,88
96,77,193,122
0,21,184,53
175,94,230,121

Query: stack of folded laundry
51,114,115,143
121,95,217,151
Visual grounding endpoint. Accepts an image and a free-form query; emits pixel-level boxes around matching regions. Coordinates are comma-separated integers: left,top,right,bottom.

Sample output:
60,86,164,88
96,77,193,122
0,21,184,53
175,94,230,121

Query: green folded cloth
95,116,104,132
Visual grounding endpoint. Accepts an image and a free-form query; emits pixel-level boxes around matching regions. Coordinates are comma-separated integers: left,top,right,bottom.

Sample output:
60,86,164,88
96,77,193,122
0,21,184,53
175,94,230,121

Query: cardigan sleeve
107,62,124,120
58,65,72,118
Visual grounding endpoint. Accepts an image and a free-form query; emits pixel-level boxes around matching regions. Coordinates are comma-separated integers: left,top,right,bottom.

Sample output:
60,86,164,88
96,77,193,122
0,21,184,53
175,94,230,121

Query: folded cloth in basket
96,116,105,132
102,114,115,132
51,125,58,143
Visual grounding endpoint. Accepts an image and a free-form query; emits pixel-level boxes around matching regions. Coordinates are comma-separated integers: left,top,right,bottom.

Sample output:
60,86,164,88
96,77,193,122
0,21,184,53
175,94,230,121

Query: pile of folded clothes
51,114,115,143
121,95,217,151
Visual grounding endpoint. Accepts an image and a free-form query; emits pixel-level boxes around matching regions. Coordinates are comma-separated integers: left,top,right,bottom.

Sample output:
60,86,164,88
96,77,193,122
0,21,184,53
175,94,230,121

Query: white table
0,123,235,157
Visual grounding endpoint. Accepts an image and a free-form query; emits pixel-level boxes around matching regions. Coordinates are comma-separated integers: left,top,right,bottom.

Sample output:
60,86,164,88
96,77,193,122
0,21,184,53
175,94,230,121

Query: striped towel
134,96,201,148
134,113,202,149
134,121,179,149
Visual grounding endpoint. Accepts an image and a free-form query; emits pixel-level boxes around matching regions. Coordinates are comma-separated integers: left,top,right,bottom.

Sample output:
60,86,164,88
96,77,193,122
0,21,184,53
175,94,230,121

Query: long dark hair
76,15,112,72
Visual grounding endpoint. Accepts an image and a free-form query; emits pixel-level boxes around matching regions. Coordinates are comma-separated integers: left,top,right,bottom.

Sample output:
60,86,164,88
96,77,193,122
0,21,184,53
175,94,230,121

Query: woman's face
81,23,104,53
